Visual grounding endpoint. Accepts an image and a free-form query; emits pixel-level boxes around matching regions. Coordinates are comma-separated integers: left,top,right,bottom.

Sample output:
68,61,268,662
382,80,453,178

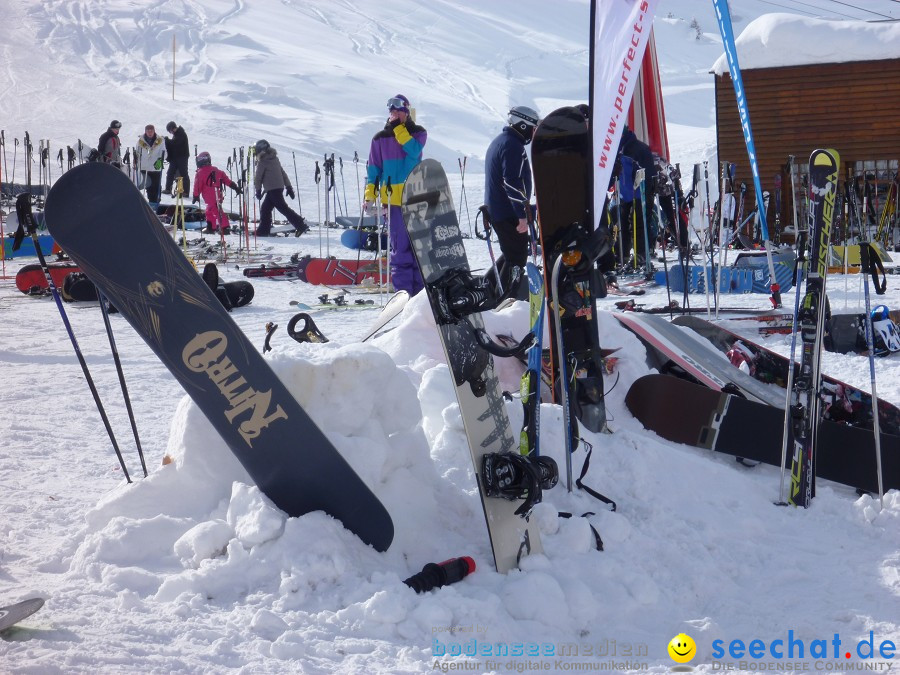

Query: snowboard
532,105,607,435
402,158,543,574
340,227,387,252
613,311,782,406
303,257,389,286
626,374,898,495
44,162,393,552
15,260,79,293
672,314,900,436
0,597,45,632
242,256,311,281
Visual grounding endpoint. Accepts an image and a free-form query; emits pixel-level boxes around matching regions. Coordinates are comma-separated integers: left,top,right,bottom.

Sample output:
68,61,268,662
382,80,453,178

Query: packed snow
1,1,899,673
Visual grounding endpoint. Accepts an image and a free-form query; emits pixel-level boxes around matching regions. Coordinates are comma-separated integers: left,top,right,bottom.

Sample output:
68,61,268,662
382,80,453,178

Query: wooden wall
714,58,900,232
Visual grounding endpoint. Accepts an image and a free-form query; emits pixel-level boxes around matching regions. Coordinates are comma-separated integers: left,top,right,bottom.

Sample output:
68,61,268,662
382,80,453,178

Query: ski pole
315,160,322,257
458,156,473,237
475,206,503,293
404,557,475,593
385,178,392,291
353,150,361,209
339,156,348,216
16,194,132,483
550,255,574,492
859,243,885,507
292,151,303,216
98,290,148,477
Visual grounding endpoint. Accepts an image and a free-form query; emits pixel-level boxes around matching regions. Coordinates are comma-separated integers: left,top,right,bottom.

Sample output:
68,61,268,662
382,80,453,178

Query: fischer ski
786,149,840,508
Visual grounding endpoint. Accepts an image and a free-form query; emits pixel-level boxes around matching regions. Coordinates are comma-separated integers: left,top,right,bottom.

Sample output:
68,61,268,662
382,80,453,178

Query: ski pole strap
573,440,617,512
475,205,491,241
557,512,604,551
860,243,887,295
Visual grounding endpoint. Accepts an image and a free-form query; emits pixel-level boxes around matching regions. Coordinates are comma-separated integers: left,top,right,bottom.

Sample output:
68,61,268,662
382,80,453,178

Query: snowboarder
135,124,165,212
98,120,123,167
192,152,241,234
252,140,308,237
363,94,427,295
162,121,191,197
483,105,540,299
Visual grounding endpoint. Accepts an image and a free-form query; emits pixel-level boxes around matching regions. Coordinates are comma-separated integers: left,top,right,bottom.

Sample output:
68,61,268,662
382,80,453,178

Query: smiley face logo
668,633,696,663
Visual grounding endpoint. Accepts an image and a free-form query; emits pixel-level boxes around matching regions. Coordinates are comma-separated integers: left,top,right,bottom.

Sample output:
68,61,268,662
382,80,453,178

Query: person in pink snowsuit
192,151,241,234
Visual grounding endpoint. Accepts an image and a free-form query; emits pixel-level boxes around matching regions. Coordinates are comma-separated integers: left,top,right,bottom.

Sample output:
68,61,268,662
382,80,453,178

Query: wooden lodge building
712,15,900,238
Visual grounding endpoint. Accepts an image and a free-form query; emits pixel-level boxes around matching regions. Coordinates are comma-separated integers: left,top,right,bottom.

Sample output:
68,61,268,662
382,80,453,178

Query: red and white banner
591,0,661,223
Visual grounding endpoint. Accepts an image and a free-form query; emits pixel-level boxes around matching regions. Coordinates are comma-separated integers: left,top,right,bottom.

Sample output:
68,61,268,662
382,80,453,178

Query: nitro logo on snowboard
182,331,288,446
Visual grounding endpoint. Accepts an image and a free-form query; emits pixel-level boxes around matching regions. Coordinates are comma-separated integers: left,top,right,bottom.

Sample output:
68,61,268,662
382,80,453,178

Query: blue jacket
484,127,532,222
616,128,655,203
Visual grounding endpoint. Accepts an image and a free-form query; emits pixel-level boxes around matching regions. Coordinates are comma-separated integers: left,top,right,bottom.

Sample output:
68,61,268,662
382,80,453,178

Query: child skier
192,151,241,234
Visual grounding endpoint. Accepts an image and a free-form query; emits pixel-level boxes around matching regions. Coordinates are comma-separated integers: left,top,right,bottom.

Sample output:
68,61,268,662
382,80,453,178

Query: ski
45,162,394,551
519,262,545,456
401,158,548,574
787,148,840,508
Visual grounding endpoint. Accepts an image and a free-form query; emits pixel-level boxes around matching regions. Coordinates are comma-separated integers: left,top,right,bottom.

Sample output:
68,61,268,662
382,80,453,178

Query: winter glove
286,187,295,200
154,158,164,171
255,190,262,201
232,185,242,196
192,196,200,205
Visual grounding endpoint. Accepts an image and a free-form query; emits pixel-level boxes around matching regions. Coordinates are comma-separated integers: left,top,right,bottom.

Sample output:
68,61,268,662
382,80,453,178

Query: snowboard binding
429,267,535,361
481,452,559,516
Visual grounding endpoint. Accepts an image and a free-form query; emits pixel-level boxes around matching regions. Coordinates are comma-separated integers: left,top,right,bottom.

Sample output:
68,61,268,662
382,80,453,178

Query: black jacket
165,126,190,160
484,127,532,222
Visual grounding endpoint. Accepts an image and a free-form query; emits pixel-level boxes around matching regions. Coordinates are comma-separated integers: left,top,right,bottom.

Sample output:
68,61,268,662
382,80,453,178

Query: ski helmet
507,105,540,143
109,120,122,130
166,121,177,133
870,305,900,355
387,94,410,113
254,139,270,154
196,151,211,167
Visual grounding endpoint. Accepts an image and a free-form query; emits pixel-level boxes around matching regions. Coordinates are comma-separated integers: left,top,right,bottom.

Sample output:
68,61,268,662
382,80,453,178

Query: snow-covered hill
1,1,898,673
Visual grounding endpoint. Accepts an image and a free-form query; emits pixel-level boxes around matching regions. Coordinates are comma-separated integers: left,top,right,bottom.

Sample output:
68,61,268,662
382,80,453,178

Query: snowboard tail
45,162,393,552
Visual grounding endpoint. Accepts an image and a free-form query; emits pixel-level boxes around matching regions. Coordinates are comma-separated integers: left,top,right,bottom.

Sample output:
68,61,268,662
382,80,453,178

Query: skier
162,121,191,197
483,105,540,300
362,94,427,295
253,140,308,237
612,124,656,269
98,120,123,167
192,152,241,234
135,124,165,212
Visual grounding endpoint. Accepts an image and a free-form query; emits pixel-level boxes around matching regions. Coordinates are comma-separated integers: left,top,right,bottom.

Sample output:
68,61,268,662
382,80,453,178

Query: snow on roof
711,13,900,74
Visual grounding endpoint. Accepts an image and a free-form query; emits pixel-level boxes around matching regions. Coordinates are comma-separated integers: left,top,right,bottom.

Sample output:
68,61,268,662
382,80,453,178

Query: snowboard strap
263,322,278,353
573,439,617,512
557,511,604,552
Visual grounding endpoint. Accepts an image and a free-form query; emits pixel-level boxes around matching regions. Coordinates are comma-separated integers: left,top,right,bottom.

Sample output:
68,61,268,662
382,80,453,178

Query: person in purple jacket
362,94,427,295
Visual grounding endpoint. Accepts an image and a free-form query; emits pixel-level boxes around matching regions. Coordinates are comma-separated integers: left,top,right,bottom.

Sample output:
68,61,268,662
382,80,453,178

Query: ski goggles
387,97,408,110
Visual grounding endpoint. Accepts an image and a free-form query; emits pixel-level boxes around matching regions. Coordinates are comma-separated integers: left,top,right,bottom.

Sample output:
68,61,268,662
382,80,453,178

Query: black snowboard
626,374,899,494
532,105,607,434
44,162,393,552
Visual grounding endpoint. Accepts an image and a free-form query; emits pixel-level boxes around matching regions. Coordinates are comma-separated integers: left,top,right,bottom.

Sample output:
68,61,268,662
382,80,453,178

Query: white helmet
870,305,900,355
508,105,540,128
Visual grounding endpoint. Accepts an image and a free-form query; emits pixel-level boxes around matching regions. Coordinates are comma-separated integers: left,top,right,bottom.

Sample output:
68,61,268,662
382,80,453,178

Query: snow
1,1,900,673
711,14,900,75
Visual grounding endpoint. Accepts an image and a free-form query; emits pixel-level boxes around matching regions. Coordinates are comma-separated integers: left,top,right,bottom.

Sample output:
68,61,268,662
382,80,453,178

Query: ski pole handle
403,557,475,594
